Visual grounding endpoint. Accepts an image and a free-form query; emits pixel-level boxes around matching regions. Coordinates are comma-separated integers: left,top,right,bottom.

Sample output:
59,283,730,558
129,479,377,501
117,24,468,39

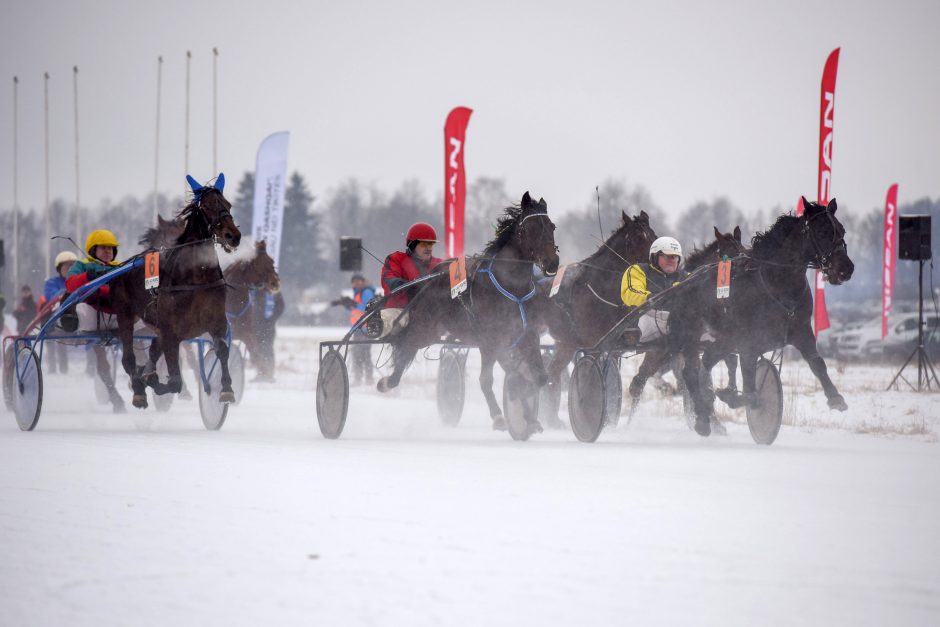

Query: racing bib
716,259,731,299
549,265,567,298
145,252,160,289
450,256,468,299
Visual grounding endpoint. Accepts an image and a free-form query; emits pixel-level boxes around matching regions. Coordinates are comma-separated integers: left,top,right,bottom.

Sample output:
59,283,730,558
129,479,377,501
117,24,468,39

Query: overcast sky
1,0,938,225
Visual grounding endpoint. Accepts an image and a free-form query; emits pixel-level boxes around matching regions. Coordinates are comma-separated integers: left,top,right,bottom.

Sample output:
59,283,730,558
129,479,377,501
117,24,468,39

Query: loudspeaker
899,215,931,261
339,237,362,271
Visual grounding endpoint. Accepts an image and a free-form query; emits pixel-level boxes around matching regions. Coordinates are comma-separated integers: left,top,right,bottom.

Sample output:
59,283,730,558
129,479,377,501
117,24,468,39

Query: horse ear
522,191,532,206
214,173,225,192
713,226,722,239
639,210,649,223
186,175,203,193
257,239,266,251
827,198,837,213
538,197,547,209
733,226,742,242
622,210,628,224
800,196,811,212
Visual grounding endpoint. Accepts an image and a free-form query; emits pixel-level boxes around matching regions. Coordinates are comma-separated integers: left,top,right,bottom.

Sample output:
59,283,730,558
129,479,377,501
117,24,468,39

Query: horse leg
791,323,847,411
478,349,507,430
95,345,125,413
679,343,713,437
376,324,435,393
118,319,148,409
158,334,185,397
213,336,235,403
725,354,739,392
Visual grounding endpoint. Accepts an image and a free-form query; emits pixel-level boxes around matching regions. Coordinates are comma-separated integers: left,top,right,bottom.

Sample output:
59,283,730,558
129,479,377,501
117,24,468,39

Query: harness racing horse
666,198,854,436
111,174,242,409
376,192,560,438
625,227,747,419
224,240,282,356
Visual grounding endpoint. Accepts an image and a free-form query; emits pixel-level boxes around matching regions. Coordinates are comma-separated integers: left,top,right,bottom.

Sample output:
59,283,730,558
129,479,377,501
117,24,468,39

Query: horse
376,192,560,438
224,239,282,357
110,174,242,408
666,198,854,436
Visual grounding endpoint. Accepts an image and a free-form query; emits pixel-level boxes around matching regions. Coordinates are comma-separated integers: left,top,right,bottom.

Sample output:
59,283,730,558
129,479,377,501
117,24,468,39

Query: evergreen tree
279,172,324,294
232,172,255,232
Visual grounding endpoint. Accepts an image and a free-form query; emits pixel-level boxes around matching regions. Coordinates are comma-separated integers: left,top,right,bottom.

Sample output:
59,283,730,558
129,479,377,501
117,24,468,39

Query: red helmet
405,222,437,245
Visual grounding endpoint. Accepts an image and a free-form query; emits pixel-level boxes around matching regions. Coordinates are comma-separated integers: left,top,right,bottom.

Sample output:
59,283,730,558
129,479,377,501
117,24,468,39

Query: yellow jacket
621,263,685,308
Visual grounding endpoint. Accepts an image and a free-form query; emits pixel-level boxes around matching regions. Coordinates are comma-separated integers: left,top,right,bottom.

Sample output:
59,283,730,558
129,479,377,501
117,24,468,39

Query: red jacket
381,250,442,309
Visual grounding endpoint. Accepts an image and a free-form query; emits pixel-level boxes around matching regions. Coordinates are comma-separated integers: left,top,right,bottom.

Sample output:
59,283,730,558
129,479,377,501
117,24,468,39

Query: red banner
444,107,473,258
882,184,898,338
812,47,840,336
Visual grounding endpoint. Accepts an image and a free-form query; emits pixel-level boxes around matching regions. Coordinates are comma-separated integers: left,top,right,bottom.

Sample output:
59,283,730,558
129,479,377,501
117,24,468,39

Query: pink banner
882,184,898,338
444,107,473,258
812,48,840,336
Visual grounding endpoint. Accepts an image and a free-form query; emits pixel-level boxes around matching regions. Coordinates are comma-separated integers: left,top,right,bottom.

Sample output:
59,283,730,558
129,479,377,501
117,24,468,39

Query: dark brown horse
224,240,281,356
668,199,854,436
111,174,241,408
377,192,560,438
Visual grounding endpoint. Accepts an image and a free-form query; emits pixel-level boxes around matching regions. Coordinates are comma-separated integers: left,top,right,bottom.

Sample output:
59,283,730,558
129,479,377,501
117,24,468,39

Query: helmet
405,223,438,246
85,229,120,255
54,251,78,268
649,236,682,264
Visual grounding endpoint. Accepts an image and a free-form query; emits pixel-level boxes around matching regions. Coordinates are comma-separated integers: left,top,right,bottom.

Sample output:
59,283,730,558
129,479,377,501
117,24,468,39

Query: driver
378,222,443,337
63,229,122,333
620,236,687,344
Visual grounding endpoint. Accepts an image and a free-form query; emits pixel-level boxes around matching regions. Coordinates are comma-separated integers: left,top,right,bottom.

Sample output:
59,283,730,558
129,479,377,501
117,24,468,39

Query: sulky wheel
568,355,606,443
602,355,623,428
746,356,783,445
316,349,349,439
13,348,43,431
436,349,465,426
228,342,247,405
502,368,540,441
198,348,229,431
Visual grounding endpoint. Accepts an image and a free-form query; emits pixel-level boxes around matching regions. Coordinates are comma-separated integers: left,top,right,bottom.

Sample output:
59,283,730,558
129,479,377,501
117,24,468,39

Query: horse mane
684,239,722,269
751,213,799,256
483,203,525,253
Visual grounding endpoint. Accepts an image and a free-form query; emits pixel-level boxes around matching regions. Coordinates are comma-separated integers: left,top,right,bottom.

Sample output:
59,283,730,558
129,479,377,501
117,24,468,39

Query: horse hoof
543,415,566,430
132,395,148,409
218,391,235,404
828,396,848,412
376,377,394,393
694,417,712,437
492,416,508,431
526,420,544,436
710,418,727,436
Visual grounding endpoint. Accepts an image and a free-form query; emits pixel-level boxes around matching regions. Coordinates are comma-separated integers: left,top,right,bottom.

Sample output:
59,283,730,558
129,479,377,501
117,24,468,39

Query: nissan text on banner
252,131,290,268
444,107,473,258
813,47,840,336
883,183,898,339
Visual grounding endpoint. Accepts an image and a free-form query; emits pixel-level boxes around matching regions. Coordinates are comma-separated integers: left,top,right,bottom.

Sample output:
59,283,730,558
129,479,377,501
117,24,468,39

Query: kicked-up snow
1,326,939,626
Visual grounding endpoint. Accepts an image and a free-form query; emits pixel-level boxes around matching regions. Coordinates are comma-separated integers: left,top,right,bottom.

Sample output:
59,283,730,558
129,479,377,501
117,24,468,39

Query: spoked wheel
436,349,465,426
746,357,783,445
152,356,174,413
502,369,540,441
602,355,622,428
2,344,14,411
198,348,229,431
13,348,43,431
568,355,607,443
316,349,349,439
228,343,247,405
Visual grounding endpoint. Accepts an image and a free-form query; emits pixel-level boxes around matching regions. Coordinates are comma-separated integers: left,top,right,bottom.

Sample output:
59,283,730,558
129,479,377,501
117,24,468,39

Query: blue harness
476,258,538,348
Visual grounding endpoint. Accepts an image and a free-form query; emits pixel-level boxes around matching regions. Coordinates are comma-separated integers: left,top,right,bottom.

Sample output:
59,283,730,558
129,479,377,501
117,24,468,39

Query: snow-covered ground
2,326,939,626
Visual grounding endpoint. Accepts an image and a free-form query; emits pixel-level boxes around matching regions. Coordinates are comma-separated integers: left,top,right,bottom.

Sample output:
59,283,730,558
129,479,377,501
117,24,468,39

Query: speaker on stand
888,215,939,391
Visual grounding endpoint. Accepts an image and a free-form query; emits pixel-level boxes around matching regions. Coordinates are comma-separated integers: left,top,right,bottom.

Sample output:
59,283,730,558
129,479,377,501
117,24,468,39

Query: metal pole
73,66,81,244
154,55,162,222
12,76,19,293
44,71,51,273
185,50,191,188
918,259,925,390
213,47,218,176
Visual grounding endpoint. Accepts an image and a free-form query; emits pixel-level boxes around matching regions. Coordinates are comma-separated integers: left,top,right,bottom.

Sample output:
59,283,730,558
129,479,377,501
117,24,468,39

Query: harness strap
478,258,537,348
159,278,227,293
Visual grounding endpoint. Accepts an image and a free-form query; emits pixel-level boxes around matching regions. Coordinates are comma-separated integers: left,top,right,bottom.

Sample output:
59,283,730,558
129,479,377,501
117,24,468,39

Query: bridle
191,188,235,244
515,211,559,275
801,209,847,272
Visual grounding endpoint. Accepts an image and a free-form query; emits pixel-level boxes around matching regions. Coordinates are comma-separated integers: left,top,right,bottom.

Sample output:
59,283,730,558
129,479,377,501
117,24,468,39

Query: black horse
111,175,242,408
667,198,854,436
377,192,560,438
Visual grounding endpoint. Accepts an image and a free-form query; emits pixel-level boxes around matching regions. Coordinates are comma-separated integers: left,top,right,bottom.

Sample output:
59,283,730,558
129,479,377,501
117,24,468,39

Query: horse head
516,191,560,276
186,174,242,252
616,209,658,263
249,240,281,293
799,197,854,285
712,225,746,259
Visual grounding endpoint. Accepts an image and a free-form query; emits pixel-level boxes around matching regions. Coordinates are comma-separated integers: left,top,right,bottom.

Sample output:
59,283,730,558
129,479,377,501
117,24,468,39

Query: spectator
13,285,36,335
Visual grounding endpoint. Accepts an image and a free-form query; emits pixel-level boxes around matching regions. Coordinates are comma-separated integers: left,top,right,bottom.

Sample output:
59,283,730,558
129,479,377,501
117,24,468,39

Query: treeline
2,174,937,325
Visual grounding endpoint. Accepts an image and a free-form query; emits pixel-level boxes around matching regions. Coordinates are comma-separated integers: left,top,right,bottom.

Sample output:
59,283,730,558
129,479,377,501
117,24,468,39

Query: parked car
832,313,939,362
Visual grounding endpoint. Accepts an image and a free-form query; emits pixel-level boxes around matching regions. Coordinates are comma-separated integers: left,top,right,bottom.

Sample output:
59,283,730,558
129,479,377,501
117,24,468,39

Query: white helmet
649,237,682,264
54,251,79,268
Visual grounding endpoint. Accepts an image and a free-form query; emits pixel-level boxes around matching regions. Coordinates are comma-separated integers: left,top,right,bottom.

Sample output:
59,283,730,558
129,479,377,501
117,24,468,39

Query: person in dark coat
13,285,36,335
250,288,285,382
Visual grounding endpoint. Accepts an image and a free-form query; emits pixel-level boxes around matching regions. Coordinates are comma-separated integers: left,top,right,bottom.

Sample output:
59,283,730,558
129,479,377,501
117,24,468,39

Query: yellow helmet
85,229,120,255
54,251,78,268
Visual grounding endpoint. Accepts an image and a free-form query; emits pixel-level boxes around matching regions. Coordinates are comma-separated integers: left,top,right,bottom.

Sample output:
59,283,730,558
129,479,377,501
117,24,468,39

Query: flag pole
12,76,19,291
154,55,162,223
213,47,218,176
185,50,191,190
73,66,81,244
44,71,51,272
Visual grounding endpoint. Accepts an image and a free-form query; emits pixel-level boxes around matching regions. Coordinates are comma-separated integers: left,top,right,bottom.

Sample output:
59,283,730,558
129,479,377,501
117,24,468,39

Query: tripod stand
887,258,940,391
